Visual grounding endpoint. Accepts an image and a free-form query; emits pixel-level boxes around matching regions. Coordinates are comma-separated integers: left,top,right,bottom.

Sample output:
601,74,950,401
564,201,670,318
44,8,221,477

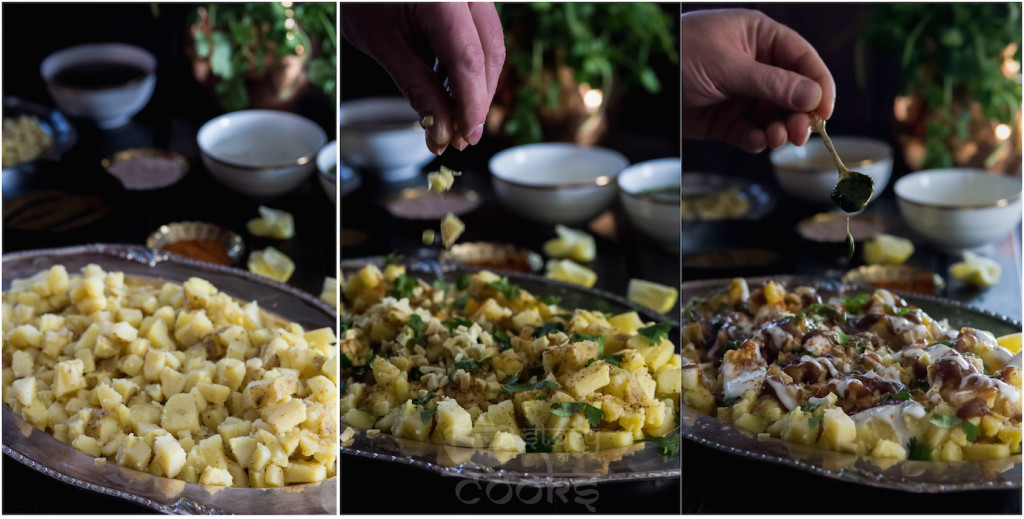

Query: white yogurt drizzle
766,376,800,411
850,402,926,447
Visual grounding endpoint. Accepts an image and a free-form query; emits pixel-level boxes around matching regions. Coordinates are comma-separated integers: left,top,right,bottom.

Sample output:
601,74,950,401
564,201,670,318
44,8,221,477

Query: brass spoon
810,115,875,213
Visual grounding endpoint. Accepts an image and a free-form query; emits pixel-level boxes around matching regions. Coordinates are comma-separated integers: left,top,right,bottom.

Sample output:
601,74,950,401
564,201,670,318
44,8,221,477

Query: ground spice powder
164,239,231,265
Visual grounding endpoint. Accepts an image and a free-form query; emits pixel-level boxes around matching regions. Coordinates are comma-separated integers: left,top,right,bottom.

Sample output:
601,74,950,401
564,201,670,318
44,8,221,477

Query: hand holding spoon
809,115,875,213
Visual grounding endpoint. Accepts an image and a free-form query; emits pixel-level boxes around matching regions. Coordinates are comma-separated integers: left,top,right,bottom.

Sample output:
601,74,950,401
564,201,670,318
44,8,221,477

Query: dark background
3,3,336,513
681,3,1023,514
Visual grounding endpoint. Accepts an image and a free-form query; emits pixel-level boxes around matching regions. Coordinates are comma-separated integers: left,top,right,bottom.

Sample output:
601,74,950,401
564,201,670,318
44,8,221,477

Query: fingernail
467,123,484,145
791,80,820,111
456,139,468,151
436,143,448,156
806,125,812,141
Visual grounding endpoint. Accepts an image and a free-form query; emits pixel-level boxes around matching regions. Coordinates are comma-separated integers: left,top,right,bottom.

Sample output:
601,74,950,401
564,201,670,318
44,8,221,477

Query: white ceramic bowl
317,140,338,205
40,43,156,129
489,143,629,225
618,158,681,251
338,97,435,182
770,136,893,208
197,110,327,197
895,169,1022,250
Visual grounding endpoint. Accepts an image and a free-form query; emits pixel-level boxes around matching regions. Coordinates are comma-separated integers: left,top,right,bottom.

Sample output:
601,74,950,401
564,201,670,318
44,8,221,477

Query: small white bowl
618,158,681,251
895,169,1022,250
338,97,435,182
770,136,893,208
40,43,156,129
489,143,629,225
197,110,327,197
317,140,338,205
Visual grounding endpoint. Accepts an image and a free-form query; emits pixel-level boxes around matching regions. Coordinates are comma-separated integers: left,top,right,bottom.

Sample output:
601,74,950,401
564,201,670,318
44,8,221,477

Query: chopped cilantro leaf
411,393,437,406
550,402,604,427
388,275,417,299
442,318,475,331
841,293,871,313
933,340,953,347
340,352,352,370
907,437,932,461
836,331,850,346
911,379,930,390
892,306,914,316
799,404,819,413
420,407,437,423
637,322,672,346
585,358,596,367
382,252,404,265
452,359,480,371
601,353,624,367
634,435,680,457
722,397,739,407
570,333,606,346
535,393,548,400
540,295,562,305
717,339,744,358
493,329,513,351
583,404,604,427
341,317,353,334
431,279,449,291
894,390,911,401
353,351,375,376
408,314,426,346
456,274,471,290
488,277,521,300
802,304,838,319
553,313,574,321
930,413,962,428
856,341,866,354
532,321,567,338
962,421,980,442
501,379,558,394
525,428,555,453
452,296,469,310
808,414,823,428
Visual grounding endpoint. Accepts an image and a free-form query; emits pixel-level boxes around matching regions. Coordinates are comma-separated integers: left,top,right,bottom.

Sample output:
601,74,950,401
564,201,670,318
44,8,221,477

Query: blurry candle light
284,18,295,29
295,45,305,55
995,123,1012,140
281,1,293,7
583,88,603,112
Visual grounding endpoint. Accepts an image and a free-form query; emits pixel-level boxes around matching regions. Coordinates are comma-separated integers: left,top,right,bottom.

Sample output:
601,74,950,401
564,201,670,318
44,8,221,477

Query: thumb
719,61,822,113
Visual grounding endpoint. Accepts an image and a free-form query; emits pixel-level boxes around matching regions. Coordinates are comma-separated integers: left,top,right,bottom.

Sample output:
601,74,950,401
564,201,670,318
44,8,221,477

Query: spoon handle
810,115,849,175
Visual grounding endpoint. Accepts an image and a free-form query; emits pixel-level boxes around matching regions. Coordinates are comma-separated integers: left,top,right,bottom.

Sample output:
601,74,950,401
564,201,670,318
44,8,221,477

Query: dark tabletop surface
2,3,336,514
680,138,1023,514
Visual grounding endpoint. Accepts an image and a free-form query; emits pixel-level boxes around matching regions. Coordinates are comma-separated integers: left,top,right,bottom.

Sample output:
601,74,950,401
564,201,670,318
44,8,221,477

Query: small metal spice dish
146,221,244,266
102,148,188,190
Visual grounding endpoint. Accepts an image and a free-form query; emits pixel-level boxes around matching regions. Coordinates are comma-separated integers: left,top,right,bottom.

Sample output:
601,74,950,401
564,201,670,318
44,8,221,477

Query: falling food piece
542,225,596,262
421,115,435,128
427,165,461,192
440,213,465,249
422,229,436,245
545,259,597,288
247,246,296,282
246,205,295,239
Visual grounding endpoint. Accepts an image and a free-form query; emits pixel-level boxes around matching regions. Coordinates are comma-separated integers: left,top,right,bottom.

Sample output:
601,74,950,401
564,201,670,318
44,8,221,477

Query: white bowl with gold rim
197,110,327,197
489,143,629,225
895,169,1022,250
770,136,893,208
618,158,681,251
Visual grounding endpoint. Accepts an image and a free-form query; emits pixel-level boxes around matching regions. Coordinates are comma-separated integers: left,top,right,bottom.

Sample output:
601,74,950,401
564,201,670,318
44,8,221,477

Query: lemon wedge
863,234,914,265
542,225,596,262
627,279,678,313
949,251,1001,286
997,332,1022,354
545,259,597,288
248,246,295,282
320,276,337,308
246,206,295,239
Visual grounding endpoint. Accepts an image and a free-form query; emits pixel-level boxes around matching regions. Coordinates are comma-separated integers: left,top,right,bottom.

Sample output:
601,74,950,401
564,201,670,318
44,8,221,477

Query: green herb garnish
907,437,932,461
892,306,914,316
408,314,426,346
442,318,475,331
341,317,353,334
550,402,604,427
452,296,469,310
382,252,404,265
411,393,437,406
930,413,963,428
456,274,471,290
501,377,559,394
722,396,739,407
634,435,680,457
452,359,480,372
601,353,624,367
340,352,352,370
420,407,438,423
841,293,871,313
525,428,555,453
489,277,521,300
389,275,417,299
962,420,981,442
894,390,911,401
799,404,819,413
431,279,449,291
535,393,548,400
493,329,513,351
570,333,606,346
808,414,823,428
532,321,567,338
539,295,562,305
637,322,672,346
353,351,375,377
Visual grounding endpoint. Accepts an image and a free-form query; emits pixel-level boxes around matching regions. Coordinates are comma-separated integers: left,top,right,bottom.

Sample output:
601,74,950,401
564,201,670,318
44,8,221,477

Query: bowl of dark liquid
41,43,156,129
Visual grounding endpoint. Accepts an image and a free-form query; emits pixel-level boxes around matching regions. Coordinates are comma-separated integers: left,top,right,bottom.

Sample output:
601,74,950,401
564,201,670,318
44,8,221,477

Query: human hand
341,3,505,155
681,9,835,153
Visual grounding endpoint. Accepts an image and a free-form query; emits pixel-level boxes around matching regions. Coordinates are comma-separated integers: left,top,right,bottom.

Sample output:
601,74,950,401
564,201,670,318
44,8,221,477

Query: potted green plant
861,3,1021,172
189,2,335,112
493,3,676,145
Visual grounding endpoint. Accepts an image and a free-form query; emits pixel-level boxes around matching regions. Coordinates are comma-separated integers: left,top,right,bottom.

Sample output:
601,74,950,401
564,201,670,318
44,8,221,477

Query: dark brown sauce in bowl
52,62,148,90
